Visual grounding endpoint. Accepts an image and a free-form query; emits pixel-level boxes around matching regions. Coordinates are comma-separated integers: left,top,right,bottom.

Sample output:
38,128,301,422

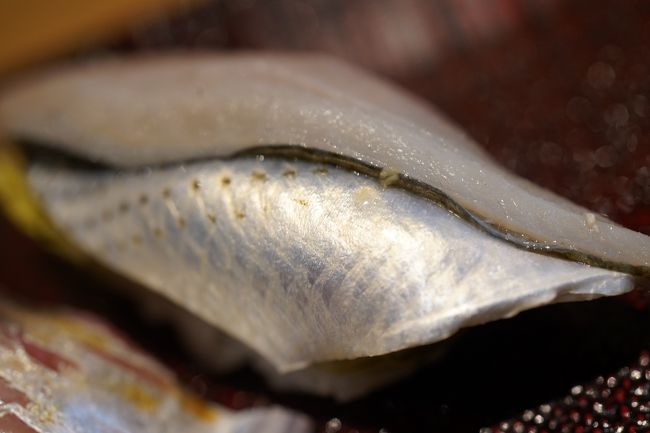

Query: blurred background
0,1,650,432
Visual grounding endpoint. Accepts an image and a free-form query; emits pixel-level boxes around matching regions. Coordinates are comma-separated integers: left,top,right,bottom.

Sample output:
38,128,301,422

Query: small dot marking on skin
162,187,171,199
379,167,400,187
312,167,329,175
235,211,246,220
282,168,296,178
139,194,149,205
191,179,201,192
221,176,231,187
251,170,267,181
294,198,309,207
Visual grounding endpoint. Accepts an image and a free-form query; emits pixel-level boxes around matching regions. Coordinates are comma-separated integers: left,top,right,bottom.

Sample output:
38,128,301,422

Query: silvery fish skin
145,292,436,401
0,299,312,433
0,55,647,372
26,156,633,371
0,54,648,271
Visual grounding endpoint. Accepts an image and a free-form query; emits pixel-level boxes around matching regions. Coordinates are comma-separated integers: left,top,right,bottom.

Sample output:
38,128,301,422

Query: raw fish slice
24,156,634,371
0,55,648,271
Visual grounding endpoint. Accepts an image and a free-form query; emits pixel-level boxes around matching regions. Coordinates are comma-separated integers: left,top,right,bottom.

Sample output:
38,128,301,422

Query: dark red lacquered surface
1,1,650,432
486,352,650,433
405,0,650,235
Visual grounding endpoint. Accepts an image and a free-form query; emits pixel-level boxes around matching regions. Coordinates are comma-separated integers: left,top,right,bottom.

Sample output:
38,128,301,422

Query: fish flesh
19,153,636,372
0,54,647,375
1,54,648,272
0,297,312,433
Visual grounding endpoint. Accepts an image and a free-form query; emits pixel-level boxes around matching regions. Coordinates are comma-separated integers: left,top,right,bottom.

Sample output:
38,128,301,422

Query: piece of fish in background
0,299,312,433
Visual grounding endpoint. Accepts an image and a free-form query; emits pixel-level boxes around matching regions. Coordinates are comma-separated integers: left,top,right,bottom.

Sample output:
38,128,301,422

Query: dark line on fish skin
17,140,650,278
245,146,649,278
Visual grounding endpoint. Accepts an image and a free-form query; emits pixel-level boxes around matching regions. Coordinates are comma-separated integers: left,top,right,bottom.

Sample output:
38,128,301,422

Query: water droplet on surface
539,141,564,166
627,134,638,152
587,61,616,89
603,104,629,128
325,418,342,433
594,146,617,168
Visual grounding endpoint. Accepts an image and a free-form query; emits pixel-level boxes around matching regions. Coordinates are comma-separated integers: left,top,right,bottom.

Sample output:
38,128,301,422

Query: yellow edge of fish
0,142,219,422
0,140,87,263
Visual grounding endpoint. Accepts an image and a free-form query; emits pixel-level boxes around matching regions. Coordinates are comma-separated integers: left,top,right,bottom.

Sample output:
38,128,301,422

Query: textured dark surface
2,0,650,432
485,351,650,433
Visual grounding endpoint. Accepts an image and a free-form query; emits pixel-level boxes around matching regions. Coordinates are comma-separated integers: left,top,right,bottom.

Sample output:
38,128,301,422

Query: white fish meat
0,54,647,374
